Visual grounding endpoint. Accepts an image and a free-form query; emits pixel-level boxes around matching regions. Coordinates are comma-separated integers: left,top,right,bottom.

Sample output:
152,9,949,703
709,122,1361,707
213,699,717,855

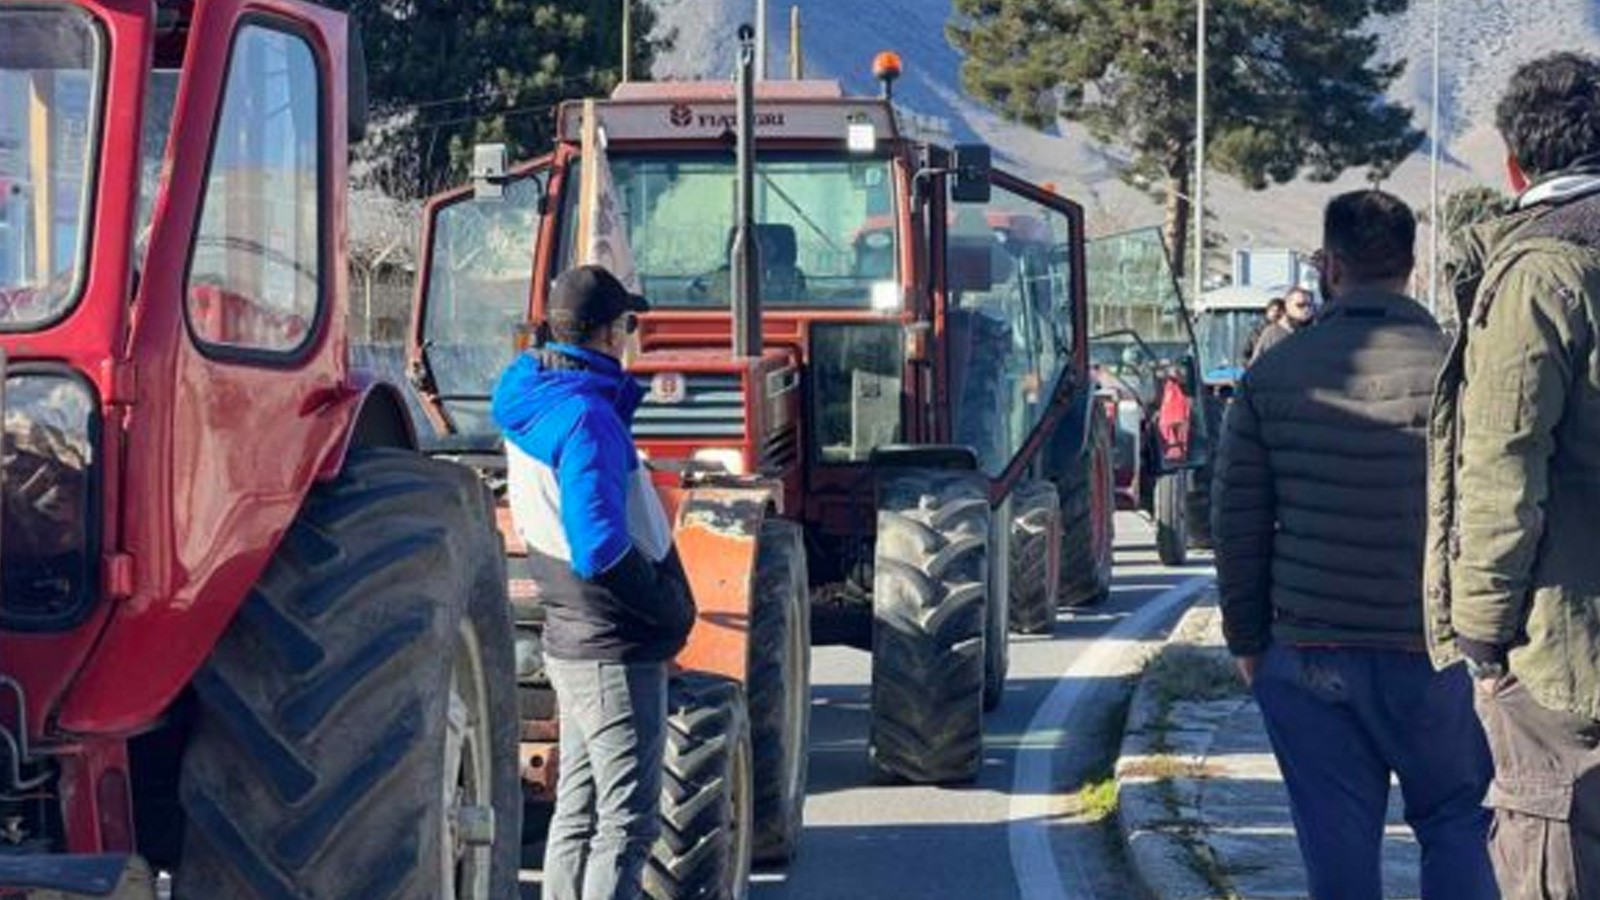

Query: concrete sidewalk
1115,597,1422,900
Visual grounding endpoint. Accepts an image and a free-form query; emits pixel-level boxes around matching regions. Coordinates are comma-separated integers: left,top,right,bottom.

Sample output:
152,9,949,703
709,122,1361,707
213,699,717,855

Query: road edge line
1007,574,1213,900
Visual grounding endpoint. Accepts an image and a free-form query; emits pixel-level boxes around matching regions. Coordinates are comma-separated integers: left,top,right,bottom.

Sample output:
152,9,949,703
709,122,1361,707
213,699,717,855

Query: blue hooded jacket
491,343,645,578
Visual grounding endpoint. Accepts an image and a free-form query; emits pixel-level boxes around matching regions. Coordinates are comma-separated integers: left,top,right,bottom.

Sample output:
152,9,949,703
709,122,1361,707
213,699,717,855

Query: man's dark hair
548,314,606,346
1323,190,1416,284
1495,52,1600,179
1265,297,1286,314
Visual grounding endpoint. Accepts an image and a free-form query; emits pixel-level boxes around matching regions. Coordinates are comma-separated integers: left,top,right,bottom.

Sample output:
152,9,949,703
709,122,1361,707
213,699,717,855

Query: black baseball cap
549,265,649,332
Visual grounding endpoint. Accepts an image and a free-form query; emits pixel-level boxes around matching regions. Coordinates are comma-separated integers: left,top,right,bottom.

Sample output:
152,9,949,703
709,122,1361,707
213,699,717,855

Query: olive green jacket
1426,185,1600,720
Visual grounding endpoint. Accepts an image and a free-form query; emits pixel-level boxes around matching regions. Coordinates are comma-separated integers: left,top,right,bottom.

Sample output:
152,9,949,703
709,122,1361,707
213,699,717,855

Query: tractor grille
632,373,746,439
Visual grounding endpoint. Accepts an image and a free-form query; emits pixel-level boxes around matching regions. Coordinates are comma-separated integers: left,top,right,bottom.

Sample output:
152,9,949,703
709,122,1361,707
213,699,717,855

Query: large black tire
1009,479,1060,635
175,448,521,900
1187,393,1225,550
647,674,754,900
983,495,1011,712
1155,471,1190,566
748,520,811,864
1058,415,1116,608
869,469,988,784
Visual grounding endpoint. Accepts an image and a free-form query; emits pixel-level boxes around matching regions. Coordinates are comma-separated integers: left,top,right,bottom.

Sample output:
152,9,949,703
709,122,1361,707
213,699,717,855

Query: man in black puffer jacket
1213,190,1496,899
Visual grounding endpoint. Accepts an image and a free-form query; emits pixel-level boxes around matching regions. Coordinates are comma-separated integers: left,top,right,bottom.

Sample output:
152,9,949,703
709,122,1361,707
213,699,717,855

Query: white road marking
1008,574,1214,900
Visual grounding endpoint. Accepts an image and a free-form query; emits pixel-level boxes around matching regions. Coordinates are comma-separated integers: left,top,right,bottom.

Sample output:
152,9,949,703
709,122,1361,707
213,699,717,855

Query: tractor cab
412,77,1090,541
1193,284,1283,391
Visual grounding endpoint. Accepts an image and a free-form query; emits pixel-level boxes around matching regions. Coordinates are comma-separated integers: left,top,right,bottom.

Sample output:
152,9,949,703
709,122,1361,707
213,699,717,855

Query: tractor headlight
690,447,746,475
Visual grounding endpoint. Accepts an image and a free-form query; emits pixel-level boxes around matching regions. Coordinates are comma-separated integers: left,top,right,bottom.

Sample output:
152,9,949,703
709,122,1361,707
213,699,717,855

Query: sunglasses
620,313,640,335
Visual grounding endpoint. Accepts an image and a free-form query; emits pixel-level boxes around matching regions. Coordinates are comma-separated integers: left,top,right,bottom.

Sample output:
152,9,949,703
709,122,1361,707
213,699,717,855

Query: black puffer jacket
1213,289,1447,656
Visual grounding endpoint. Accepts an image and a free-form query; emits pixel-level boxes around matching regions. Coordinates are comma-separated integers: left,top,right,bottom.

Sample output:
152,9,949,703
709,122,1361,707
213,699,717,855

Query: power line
385,67,620,114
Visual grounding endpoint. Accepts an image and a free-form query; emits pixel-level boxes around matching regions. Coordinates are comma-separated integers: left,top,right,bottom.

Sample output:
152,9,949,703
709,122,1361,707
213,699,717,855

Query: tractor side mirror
472,144,509,200
348,23,370,144
950,144,992,205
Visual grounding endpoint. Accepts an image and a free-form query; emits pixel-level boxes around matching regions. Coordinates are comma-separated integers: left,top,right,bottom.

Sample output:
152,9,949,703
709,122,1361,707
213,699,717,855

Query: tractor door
63,0,365,731
942,170,1086,500
409,158,553,449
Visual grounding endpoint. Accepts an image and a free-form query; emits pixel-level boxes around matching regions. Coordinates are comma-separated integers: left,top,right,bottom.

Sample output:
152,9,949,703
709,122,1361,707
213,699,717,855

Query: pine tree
948,0,1424,278
331,0,668,199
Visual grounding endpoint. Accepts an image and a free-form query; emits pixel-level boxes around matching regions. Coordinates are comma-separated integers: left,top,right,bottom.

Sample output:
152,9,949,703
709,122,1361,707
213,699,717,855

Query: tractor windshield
0,8,101,328
561,152,897,309
1195,308,1258,383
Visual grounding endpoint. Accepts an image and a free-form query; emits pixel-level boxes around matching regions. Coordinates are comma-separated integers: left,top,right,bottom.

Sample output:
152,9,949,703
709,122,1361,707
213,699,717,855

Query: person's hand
1235,656,1260,687
1475,673,1514,698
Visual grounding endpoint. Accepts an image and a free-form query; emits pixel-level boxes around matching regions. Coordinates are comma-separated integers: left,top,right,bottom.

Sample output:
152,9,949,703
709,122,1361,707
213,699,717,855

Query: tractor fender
314,375,418,481
668,485,774,686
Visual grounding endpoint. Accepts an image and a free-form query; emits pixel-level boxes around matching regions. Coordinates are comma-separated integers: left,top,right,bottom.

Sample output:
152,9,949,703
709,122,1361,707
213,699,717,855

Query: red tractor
0,2,522,897
408,37,1115,893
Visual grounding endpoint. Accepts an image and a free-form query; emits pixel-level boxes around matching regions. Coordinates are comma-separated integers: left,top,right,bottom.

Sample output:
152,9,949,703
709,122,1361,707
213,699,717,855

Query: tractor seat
716,223,808,301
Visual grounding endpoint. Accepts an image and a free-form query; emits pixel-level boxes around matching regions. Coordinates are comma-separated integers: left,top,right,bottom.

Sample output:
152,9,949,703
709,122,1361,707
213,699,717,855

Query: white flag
578,100,641,293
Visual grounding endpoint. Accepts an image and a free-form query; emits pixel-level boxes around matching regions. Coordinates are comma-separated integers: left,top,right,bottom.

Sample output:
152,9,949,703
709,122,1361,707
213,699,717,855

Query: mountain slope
650,0,1600,259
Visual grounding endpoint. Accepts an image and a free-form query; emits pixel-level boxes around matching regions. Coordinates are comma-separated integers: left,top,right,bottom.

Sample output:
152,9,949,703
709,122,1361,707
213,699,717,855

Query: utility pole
1429,0,1443,314
756,0,769,81
1194,0,1207,305
790,5,804,80
621,0,632,83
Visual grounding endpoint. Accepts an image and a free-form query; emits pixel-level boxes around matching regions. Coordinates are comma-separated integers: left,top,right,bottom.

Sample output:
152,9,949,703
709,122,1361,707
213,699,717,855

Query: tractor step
0,853,156,899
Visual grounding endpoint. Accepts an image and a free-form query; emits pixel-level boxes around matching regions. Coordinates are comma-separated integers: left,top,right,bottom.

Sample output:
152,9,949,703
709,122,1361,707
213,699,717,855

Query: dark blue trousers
1252,644,1497,900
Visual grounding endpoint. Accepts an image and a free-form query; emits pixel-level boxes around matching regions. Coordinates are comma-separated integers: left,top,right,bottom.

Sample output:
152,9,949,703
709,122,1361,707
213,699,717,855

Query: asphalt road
522,513,1213,900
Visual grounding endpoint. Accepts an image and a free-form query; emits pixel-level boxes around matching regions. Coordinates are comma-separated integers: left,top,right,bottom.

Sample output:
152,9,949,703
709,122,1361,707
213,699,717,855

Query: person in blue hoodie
492,264,695,900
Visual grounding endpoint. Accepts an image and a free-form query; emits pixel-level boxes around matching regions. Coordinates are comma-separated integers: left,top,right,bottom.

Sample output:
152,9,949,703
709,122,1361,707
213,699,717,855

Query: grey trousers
543,658,668,900
1474,678,1600,899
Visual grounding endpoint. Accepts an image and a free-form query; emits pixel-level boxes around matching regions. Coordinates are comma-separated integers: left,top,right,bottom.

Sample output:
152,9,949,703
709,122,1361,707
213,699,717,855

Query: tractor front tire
1009,479,1060,635
983,496,1011,712
1058,416,1116,608
647,674,754,900
748,520,811,864
1155,471,1189,567
869,469,989,784
175,448,521,900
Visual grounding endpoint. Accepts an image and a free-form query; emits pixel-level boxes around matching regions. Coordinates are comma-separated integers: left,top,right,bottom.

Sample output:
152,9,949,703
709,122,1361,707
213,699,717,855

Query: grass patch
1075,776,1120,822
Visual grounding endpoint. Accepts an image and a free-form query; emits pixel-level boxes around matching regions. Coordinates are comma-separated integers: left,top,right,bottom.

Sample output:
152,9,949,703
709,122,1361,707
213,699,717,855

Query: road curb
1113,598,1237,900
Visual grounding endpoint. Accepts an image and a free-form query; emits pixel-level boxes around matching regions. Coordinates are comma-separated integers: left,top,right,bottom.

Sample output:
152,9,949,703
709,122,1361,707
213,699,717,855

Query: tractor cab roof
555,80,900,145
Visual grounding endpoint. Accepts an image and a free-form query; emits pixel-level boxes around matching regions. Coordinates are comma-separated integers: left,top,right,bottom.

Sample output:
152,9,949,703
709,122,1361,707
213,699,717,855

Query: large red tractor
0,2,521,897
408,37,1115,894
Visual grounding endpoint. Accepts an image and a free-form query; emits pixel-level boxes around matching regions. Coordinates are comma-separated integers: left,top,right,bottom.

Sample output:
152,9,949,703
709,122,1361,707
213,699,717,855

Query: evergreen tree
332,0,667,199
948,0,1424,278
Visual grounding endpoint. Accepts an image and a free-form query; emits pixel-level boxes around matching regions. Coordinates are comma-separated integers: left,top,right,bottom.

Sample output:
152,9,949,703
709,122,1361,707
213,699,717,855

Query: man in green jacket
1427,52,1600,898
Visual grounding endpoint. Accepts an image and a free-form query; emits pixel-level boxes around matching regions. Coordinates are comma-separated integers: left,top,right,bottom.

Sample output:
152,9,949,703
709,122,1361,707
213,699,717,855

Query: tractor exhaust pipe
732,24,762,359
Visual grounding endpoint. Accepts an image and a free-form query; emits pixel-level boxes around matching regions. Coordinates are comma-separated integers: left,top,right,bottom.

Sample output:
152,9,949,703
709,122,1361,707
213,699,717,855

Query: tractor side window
185,25,322,356
947,191,1076,477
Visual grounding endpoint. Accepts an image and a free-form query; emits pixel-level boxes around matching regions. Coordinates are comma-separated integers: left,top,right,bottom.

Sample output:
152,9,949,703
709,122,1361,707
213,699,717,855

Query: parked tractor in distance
1092,334,1204,565
0,2,521,898
408,36,1117,896
1085,227,1210,567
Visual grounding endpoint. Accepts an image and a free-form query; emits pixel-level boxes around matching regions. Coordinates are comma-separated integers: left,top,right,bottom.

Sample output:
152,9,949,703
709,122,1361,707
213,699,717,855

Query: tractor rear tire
1008,479,1060,635
174,448,520,900
869,469,989,784
1155,471,1189,567
1058,416,1116,608
748,520,811,864
646,674,754,900
983,495,1011,712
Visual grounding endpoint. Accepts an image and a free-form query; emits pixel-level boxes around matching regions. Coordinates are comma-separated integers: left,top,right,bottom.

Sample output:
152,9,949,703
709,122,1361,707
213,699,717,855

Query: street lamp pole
1429,0,1443,314
1194,0,1207,306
